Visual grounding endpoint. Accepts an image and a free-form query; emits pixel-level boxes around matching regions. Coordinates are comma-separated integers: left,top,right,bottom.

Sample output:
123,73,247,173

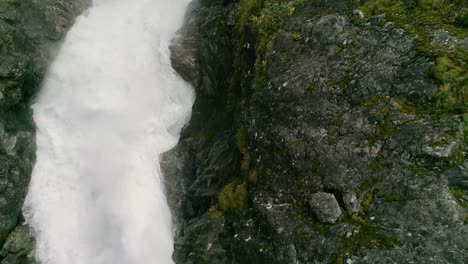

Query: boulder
309,192,342,224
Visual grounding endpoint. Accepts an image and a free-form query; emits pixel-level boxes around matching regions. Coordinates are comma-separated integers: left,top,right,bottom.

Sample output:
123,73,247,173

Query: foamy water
23,0,193,263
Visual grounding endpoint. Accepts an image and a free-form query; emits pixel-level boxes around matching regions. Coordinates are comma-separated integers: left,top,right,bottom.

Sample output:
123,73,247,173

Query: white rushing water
23,0,193,263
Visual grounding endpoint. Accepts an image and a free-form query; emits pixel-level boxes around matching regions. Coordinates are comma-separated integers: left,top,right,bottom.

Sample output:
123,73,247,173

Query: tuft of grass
236,127,251,176
450,187,468,208
432,56,463,83
218,181,249,217
208,205,223,220
248,169,259,185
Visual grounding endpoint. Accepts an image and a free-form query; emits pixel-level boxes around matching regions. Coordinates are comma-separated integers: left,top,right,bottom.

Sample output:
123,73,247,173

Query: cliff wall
163,0,468,263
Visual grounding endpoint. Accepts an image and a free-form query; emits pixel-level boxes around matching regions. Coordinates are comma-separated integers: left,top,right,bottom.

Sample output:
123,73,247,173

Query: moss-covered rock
163,0,468,263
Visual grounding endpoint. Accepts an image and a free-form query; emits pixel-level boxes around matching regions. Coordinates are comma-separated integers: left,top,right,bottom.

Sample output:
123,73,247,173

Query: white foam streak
23,0,193,263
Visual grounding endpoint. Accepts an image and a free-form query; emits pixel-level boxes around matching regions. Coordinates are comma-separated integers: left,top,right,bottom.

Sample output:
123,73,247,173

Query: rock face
0,225,35,264
0,0,89,262
164,0,468,263
309,192,342,224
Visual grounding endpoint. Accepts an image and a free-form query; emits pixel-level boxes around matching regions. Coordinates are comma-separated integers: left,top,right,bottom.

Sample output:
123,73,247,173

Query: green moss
450,187,468,208
246,0,305,90
435,77,468,114
385,193,406,202
451,188,464,199
238,0,262,38
361,191,375,213
248,169,259,185
360,0,405,18
218,181,249,217
6,0,20,7
236,127,248,151
236,127,252,176
333,224,399,263
450,140,465,164
356,0,468,117
464,214,468,224
307,83,317,93
289,138,302,150
375,119,396,140
432,56,464,83
375,107,391,117
362,97,390,108
454,10,468,27
409,164,435,177
241,152,252,176
368,100,397,141
417,0,446,10
292,31,302,41
325,79,339,87
327,123,338,136
358,177,380,195
311,157,321,173
395,98,418,114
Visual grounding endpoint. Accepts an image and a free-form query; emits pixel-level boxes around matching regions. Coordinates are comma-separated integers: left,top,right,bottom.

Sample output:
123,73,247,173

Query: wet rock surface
0,0,90,262
163,0,468,263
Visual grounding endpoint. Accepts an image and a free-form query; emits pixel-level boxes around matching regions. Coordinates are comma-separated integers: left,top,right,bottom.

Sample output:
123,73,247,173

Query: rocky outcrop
0,0,90,262
164,0,467,263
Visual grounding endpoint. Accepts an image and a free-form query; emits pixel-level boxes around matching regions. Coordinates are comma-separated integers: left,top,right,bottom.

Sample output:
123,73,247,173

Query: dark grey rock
429,28,468,49
0,225,35,264
353,9,364,19
309,192,342,224
343,191,359,213
0,0,90,261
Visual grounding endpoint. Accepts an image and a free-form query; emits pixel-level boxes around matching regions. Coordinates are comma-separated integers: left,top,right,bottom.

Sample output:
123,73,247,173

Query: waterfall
23,0,194,263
